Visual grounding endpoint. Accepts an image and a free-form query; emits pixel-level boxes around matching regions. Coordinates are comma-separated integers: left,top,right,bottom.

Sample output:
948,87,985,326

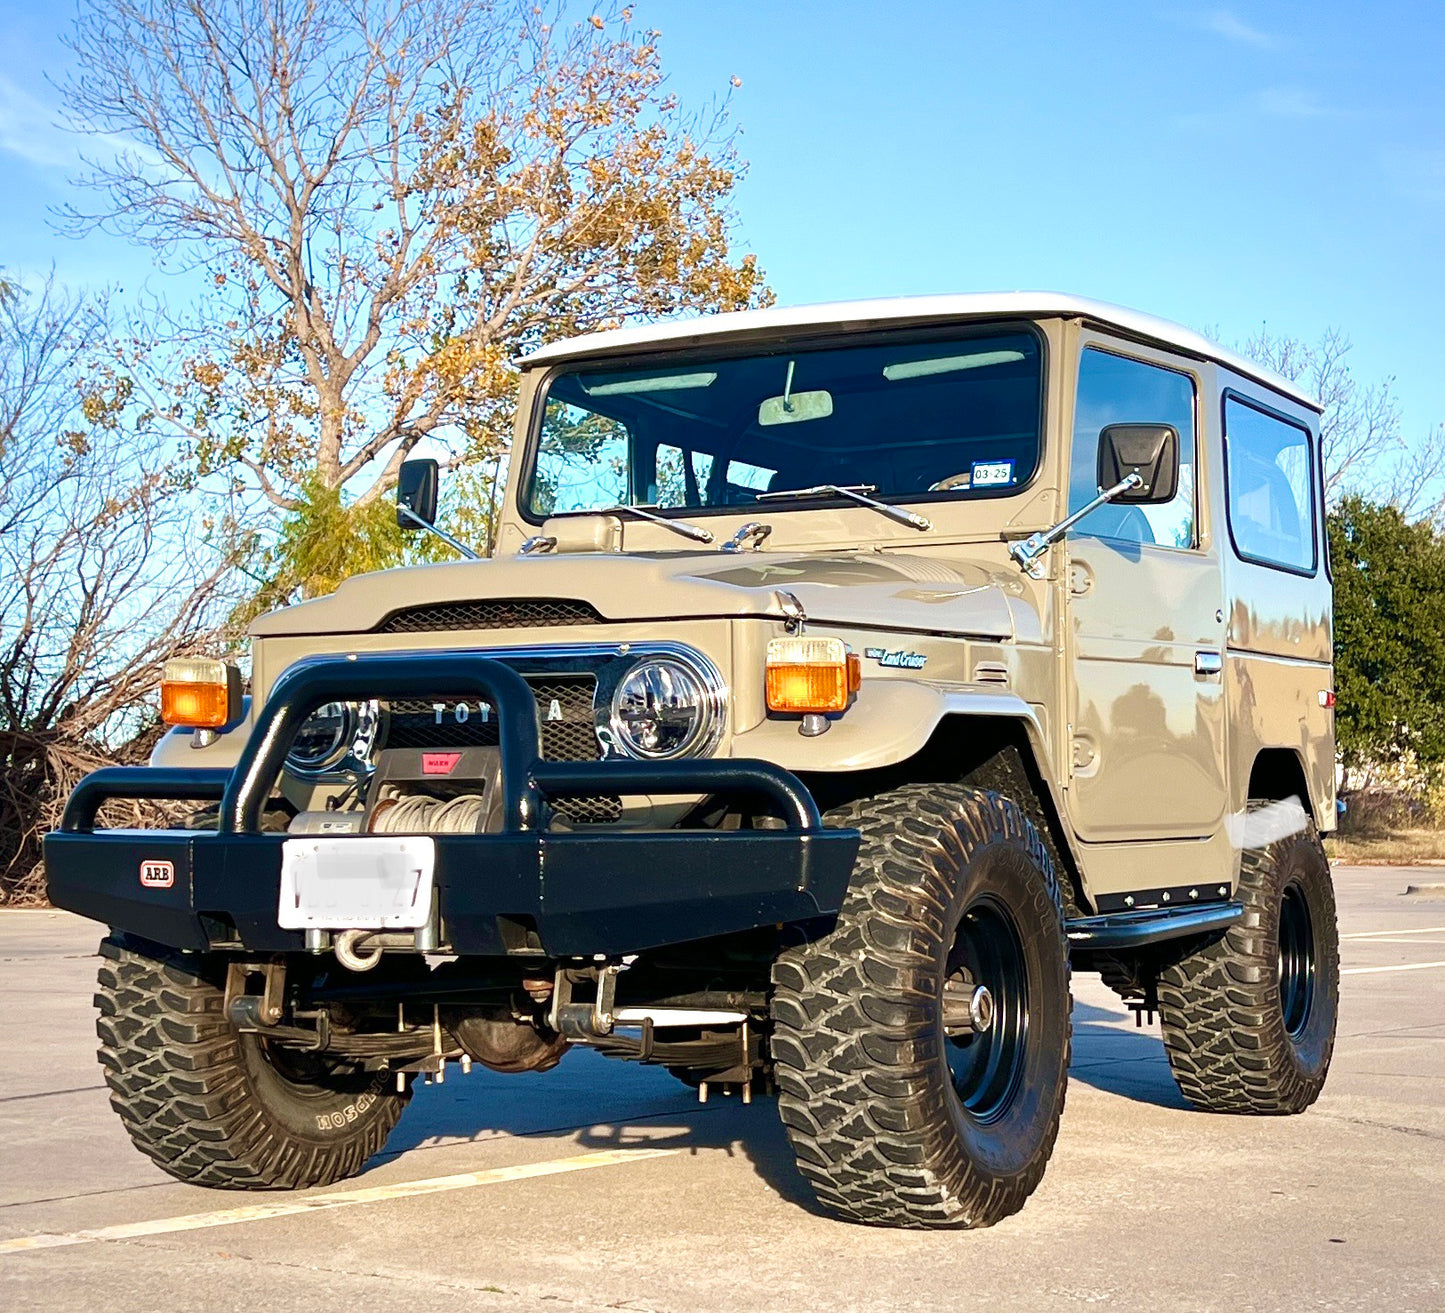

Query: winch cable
369,793,489,834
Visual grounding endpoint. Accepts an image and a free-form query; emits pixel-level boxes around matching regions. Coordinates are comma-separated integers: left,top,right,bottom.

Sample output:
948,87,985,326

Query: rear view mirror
759,389,833,427
396,458,439,528
1098,424,1179,504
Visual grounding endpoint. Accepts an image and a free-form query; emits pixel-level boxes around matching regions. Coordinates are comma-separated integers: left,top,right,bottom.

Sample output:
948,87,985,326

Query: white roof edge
519,292,1319,412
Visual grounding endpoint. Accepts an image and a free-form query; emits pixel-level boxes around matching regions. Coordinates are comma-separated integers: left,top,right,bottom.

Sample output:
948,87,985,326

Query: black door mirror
1098,424,1179,504
396,458,439,529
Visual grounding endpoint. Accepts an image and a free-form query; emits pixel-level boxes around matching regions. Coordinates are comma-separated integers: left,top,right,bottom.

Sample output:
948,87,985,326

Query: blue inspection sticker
971,460,1014,487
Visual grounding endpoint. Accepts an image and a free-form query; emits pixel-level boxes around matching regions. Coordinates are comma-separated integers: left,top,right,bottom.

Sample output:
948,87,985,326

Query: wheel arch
798,707,1090,919
1248,747,1315,813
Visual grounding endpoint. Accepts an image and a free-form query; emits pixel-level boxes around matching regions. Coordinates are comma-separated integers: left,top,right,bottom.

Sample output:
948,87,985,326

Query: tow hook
334,928,386,972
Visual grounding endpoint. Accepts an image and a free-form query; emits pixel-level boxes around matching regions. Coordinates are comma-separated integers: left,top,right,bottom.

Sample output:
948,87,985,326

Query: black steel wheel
944,895,1030,1122
1277,880,1316,1039
771,784,1070,1229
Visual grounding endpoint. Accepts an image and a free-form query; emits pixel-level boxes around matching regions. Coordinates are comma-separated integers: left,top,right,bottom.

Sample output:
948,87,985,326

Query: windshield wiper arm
598,504,714,544
756,483,932,532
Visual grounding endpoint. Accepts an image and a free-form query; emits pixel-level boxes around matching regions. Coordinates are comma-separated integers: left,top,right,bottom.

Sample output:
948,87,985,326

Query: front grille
374,598,604,633
380,676,620,823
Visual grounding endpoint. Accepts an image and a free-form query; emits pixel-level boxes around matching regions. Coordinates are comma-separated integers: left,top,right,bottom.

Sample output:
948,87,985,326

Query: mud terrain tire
770,784,1070,1228
95,934,410,1188
1157,799,1339,1113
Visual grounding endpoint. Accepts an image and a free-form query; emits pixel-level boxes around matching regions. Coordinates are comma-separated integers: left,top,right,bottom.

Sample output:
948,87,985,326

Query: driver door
1063,343,1228,842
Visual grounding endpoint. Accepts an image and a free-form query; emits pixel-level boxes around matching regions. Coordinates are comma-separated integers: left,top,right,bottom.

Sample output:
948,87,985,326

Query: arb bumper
45,653,859,957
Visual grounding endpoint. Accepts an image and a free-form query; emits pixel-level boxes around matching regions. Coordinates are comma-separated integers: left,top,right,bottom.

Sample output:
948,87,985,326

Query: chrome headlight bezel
284,700,358,777
606,651,727,760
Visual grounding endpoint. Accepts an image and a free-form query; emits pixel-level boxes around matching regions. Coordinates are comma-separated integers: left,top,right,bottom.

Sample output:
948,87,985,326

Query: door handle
1194,650,1222,678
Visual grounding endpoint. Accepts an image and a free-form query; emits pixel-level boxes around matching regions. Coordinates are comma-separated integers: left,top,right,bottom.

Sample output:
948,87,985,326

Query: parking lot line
1340,960,1445,976
1341,926,1445,939
0,1147,677,1257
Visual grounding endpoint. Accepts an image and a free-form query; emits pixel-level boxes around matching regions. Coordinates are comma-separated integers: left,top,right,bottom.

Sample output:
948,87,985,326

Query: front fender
730,680,1050,774
149,697,254,771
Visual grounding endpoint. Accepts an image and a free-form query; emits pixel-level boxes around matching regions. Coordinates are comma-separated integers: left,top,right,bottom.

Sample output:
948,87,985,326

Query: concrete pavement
1,866,1442,1311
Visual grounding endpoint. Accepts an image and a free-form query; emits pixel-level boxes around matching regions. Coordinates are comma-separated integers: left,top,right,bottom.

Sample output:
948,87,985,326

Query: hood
249,550,1020,640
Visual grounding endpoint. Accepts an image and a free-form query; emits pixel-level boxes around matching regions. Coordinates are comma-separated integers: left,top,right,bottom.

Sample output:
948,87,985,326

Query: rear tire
770,784,1070,1228
1157,799,1339,1113
95,934,410,1189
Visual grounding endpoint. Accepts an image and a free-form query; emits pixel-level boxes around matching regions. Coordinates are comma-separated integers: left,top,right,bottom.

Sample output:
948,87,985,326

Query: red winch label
139,860,175,889
421,751,463,775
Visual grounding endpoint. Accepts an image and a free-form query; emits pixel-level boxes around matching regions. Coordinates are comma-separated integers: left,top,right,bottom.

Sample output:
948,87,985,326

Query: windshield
526,328,1043,521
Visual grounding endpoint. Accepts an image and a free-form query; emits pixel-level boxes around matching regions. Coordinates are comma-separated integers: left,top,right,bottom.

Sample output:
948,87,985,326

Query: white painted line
1340,930,1445,941
1341,960,1445,977
1342,926,1445,940
0,1147,676,1257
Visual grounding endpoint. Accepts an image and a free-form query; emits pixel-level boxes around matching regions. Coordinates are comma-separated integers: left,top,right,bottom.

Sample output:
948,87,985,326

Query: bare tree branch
58,0,769,599
0,273,241,903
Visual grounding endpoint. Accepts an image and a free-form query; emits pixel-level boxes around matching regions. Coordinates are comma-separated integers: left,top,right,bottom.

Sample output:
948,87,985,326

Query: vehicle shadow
375,999,1190,1195
1066,998,1191,1110
379,1047,822,1210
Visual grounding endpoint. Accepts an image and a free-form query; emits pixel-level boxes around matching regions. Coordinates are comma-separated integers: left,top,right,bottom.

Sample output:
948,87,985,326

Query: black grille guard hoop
60,652,825,835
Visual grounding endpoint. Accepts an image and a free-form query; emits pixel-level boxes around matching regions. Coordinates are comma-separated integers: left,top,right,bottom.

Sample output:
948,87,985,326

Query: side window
533,401,630,517
724,459,777,503
1224,397,1316,573
652,444,716,508
1069,348,1197,548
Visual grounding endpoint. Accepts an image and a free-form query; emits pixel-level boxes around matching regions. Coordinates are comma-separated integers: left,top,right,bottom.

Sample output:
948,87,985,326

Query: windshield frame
516,319,1050,528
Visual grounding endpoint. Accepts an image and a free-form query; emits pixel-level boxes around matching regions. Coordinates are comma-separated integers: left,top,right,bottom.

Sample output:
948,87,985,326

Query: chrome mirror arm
397,505,481,560
1008,472,1143,579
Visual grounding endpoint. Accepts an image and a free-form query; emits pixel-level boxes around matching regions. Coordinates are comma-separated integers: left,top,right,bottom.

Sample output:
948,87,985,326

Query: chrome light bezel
284,700,359,777
605,649,727,761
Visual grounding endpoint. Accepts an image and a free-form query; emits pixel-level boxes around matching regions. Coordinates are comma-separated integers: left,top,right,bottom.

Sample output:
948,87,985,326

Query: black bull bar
44,653,860,957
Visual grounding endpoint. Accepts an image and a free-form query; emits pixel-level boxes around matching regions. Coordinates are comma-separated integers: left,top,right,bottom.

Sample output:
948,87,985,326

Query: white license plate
278,836,435,931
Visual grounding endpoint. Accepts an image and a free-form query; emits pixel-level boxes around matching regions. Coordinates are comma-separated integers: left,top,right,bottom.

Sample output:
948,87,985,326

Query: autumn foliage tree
60,0,769,599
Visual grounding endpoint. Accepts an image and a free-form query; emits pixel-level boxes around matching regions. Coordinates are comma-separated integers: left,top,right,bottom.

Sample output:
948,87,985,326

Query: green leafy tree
1329,495,1445,785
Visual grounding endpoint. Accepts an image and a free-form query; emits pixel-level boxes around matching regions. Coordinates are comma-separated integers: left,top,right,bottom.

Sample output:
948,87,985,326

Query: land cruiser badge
864,647,927,670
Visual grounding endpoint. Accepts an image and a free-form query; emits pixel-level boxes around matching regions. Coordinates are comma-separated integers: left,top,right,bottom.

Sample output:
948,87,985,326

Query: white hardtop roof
520,291,1318,411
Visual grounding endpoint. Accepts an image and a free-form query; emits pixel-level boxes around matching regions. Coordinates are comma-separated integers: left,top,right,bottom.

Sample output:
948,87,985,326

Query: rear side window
1223,397,1316,573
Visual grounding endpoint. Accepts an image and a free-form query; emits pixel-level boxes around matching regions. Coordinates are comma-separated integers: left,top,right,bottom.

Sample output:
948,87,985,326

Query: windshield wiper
755,483,932,532
597,504,714,544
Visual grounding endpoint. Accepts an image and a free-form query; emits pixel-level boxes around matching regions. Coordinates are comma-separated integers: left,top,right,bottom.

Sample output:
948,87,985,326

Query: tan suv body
51,294,1340,1229
198,293,1333,906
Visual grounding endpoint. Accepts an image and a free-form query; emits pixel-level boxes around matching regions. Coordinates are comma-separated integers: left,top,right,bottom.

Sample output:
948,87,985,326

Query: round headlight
610,658,719,759
286,701,356,775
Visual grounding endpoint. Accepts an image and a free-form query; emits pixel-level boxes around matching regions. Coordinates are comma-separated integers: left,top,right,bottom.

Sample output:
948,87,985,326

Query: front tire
95,935,410,1189
1157,799,1339,1113
770,785,1070,1228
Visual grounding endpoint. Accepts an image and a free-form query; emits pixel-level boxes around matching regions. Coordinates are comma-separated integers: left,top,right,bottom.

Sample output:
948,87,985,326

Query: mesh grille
380,675,620,823
375,598,603,633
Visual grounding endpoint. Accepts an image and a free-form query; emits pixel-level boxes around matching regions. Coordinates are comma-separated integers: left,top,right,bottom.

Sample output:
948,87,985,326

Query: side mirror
1097,424,1179,504
396,458,439,529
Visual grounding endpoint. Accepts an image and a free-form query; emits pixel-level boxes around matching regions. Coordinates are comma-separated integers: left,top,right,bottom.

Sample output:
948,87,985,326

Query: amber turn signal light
765,637,861,714
160,657,241,729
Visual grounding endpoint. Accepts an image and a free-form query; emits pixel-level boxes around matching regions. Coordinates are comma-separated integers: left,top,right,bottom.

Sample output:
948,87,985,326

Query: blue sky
2,1,1441,449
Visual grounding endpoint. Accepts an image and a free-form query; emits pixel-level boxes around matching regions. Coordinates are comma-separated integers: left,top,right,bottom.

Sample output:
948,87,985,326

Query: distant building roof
520,291,1317,411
